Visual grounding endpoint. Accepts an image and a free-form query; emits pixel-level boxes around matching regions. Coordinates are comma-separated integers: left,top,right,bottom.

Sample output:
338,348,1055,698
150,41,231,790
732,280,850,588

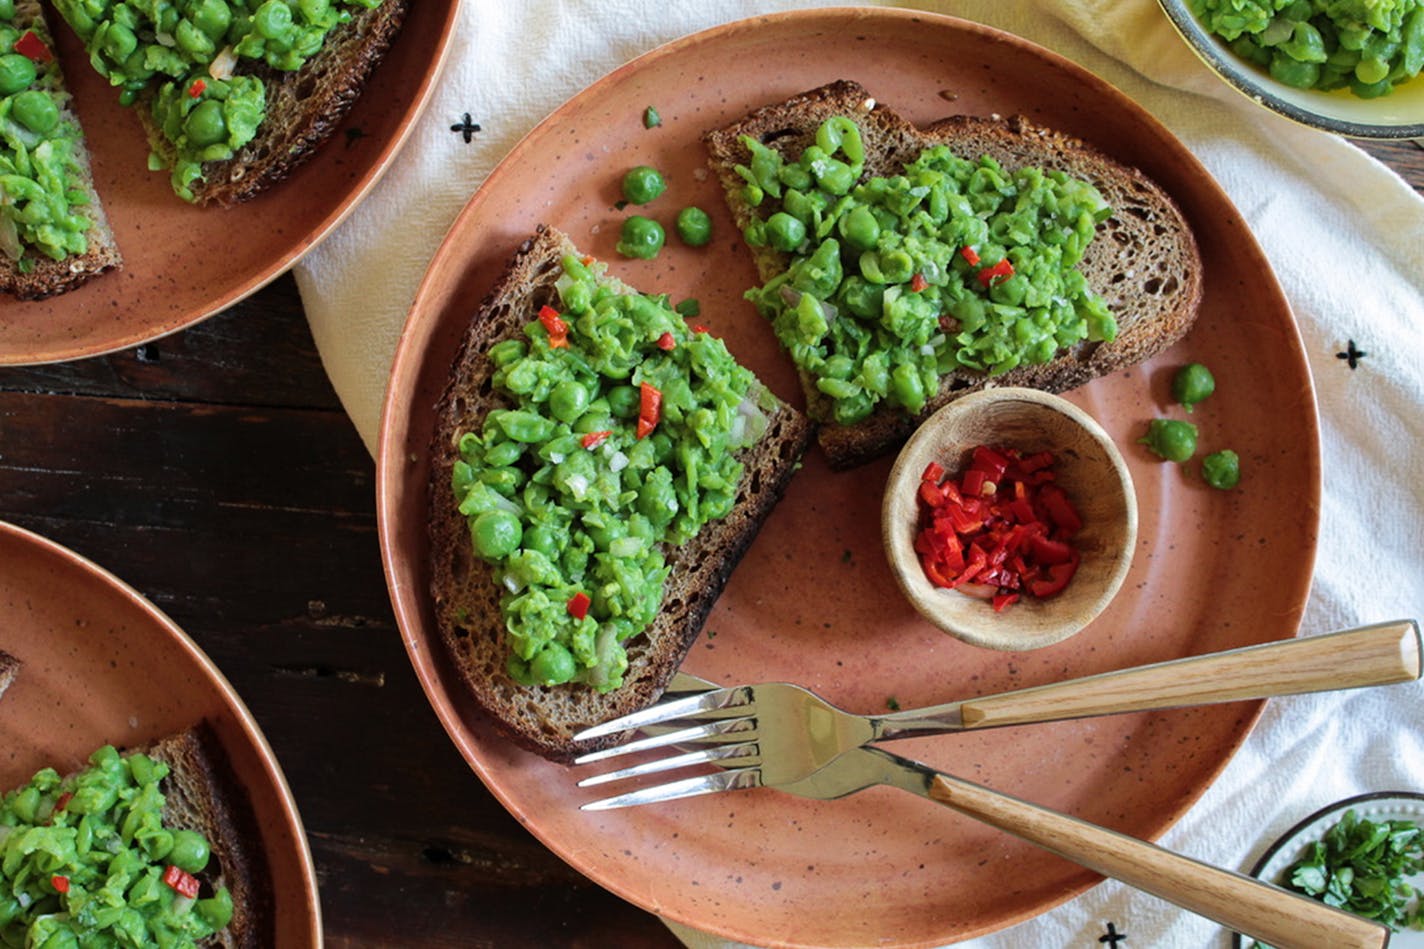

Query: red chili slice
566,592,592,620
910,273,929,293
51,875,69,894
537,305,569,349
977,258,1015,288
636,382,662,439
656,331,676,351
187,78,207,98
959,245,981,266
163,865,200,899
15,31,53,63
580,430,611,450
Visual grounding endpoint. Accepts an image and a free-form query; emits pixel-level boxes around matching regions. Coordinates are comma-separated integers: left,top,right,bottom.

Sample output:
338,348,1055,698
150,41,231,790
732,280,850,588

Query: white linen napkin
294,1,1424,945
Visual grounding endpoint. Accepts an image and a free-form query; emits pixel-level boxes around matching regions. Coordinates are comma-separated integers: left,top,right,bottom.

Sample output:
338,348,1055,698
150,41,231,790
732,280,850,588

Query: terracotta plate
378,9,1320,947
0,0,459,366
0,520,319,945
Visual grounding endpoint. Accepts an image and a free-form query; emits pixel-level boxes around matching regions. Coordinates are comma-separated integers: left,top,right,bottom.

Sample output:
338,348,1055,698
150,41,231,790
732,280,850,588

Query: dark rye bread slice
1,1,121,300
428,225,814,761
141,725,273,949
705,80,1204,470
140,1,409,207
0,649,17,699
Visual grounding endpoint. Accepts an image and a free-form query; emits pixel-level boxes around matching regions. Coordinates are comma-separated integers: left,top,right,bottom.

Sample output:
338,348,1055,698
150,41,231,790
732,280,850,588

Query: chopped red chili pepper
912,444,1082,609
537,305,569,349
910,273,929,293
690,324,711,335
656,331,676,351
566,591,591,620
163,865,200,899
51,875,69,894
959,245,981,266
580,255,595,266
977,258,1015,288
15,31,53,63
580,430,611,450
636,382,662,439
187,78,207,98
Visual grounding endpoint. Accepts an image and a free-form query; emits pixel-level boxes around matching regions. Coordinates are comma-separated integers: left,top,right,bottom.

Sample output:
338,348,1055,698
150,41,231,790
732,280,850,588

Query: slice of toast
0,1,121,300
428,226,815,761
705,80,1203,470
143,726,273,949
0,649,18,700
138,1,410,207
0,724,271,947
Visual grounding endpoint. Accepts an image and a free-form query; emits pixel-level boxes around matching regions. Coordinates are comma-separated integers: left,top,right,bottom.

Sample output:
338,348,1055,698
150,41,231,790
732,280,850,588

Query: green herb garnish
1273,808,1424,936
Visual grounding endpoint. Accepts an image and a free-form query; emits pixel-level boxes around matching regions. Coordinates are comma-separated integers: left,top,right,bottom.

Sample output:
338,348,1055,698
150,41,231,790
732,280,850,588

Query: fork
584,737,1388,949
573,619,1421,786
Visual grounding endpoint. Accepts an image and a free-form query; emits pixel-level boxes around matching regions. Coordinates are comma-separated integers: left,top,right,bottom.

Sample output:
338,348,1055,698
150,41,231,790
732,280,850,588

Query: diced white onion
155,31,175,46
919,344,934,356
502,573,525,594
547,452,565,464
566,474,589,498
608,451,629,473
172,895,196,915
209,46,238,80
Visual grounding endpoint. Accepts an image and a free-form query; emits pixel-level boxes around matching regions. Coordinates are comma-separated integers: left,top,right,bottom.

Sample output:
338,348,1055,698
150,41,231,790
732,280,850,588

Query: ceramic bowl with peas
1158,0,1424,139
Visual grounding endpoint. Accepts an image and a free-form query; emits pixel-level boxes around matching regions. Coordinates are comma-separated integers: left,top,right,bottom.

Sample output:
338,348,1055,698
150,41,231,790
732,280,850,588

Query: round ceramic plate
1157,0,1424,139
378,9,1320,948
1234,793,1424,948
0,520,319,944
0,0,459,366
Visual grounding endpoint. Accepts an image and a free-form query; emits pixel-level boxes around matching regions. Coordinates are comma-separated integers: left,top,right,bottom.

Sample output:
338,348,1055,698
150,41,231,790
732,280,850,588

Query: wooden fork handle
926,774,1388,949
959,619,1420,728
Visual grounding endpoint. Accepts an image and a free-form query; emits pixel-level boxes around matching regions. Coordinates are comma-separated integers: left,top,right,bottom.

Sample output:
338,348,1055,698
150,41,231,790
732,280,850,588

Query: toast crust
144,725,274,949
428,226,814,761
141,1,410,207
1,1,122,300
705,81,1203,470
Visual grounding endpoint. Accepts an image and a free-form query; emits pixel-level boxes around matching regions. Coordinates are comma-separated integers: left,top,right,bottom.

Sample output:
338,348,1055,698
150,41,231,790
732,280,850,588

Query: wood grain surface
0,139,1417,947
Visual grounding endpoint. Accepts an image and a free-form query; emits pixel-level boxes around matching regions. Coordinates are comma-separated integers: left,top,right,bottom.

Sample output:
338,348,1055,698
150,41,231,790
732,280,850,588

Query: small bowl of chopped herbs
1158,0,1424,139
1237,792,1424,947
882,387,1138,651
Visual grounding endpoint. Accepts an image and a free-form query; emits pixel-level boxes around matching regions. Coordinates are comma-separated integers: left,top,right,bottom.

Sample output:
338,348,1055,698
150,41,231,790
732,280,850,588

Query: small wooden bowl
882,388,1137,651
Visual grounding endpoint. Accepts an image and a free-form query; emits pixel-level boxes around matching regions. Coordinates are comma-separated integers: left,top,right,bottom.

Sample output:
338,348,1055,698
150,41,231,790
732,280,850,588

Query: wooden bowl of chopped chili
883,387,1137,651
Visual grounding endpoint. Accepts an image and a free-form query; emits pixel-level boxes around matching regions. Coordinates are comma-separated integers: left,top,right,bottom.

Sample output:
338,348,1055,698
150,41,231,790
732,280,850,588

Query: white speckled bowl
1158,0,1424,139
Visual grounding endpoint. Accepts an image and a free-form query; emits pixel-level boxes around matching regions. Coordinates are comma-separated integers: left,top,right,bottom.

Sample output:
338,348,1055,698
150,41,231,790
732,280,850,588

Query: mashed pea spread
738,116,1116,426
1,745,233,948
50,0,384,200
452,254,773,692
0,3,96,268
1191,0,1424,97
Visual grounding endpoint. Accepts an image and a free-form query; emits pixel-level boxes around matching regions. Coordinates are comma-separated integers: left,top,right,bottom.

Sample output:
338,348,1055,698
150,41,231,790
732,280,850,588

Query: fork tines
572,685,754,742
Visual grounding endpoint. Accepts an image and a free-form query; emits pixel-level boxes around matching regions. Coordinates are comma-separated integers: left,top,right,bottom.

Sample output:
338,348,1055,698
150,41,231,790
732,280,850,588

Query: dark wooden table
0,140,1418,948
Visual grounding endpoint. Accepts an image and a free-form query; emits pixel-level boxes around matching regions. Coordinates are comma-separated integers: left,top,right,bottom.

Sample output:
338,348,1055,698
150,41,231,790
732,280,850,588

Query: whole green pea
616,215,665,259
607,385,640,418
471,509,522,559
184,99,228,147
839,205,880,251
529,641,577,686
1201,449,1241,490
167,829,211,873
1138,418,1198,463
0,53,38,97
1171,363,1215,412
621,165,667,205
254,0,294,41
11,90,59,135
189,0,233,38
548,379,590,423
675,206,712,247
0,1,14,21
764,211,806,252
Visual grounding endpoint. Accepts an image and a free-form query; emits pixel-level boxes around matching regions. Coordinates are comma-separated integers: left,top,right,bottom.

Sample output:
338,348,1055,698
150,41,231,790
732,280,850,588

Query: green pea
889,362,926,414
11,90,59,135
189,0,233,38
1201,449,1241,490
0,1,14,21
471,509,522,559
839,205,880,251
254,1,295,41
1171,362,1215,411
621,165,667,205
616,215,665,259
184,99,229,147
675,206,712,246
529,641,577,686
168,829,211,873
607,385,640,418
196,889,235,931
1138,418,1198,463
764,212,806,252
175,18,216,58
548,380,590,423
482,440,524,468
0,53,37,97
